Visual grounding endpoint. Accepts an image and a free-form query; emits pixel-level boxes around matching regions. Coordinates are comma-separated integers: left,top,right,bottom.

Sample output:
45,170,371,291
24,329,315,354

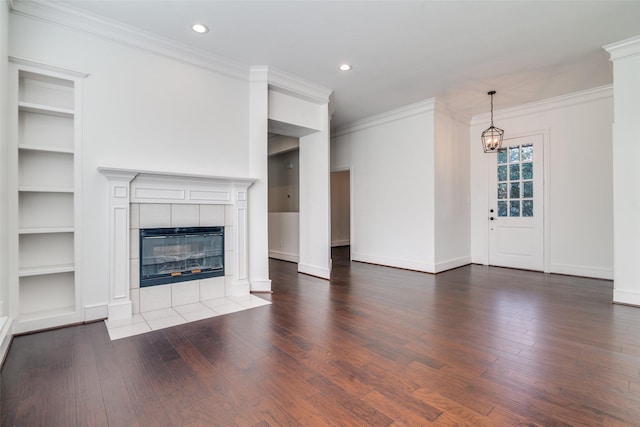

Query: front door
488,134,543,271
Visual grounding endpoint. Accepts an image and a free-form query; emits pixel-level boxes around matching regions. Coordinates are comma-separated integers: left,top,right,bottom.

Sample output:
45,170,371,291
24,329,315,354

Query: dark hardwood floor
3,247,640,426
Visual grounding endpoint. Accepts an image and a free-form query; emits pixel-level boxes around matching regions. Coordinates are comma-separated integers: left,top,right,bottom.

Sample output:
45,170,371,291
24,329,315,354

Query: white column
248,67,272,292
605,36,640,305
298,105,332,279
99,169,137,319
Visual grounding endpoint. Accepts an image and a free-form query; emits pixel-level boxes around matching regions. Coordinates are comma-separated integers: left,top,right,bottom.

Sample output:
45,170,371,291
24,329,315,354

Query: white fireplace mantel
98,167,256,320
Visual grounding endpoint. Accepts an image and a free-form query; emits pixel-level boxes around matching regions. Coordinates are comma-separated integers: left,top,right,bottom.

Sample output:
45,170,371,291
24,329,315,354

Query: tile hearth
104,294,271,340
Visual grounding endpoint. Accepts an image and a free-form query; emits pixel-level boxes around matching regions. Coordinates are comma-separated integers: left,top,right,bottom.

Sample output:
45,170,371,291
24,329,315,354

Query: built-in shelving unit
9,59,87,333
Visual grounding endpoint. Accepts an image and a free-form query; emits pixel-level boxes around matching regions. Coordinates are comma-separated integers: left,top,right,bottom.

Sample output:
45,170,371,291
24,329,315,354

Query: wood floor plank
3,247,640,425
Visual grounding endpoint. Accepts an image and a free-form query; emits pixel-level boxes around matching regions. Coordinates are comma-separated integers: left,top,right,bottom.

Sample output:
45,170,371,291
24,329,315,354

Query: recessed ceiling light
192,24,209,34
339,64,352,71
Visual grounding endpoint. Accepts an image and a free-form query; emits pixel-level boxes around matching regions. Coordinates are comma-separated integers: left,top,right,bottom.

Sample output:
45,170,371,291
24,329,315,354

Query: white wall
470,87,614,279
268,145,300,262
0,1,9,316
268,149,299,212
331,100,437,271
268,212,300,262
10,13,251,310
606,36,640,305
434,105,471,269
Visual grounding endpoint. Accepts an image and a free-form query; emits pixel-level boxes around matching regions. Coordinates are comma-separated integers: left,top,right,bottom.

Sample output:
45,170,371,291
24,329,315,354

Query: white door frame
485,129,550,273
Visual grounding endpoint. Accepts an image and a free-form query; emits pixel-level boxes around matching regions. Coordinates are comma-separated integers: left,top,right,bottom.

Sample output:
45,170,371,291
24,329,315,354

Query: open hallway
2,247,640,426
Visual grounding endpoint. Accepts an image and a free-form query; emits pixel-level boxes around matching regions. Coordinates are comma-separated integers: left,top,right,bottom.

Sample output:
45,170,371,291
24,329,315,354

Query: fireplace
140,226,224,287
99,167,255,321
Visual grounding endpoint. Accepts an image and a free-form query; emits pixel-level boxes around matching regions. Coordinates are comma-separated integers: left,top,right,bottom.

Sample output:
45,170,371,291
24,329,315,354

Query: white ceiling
53,0,640,129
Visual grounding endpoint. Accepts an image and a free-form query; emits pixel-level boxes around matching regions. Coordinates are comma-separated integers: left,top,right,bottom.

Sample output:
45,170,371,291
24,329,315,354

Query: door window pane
523,200,533,217
522,144,533,161
498,201,508,217
498,165,507,182
509,146,520,162
510,201,520,217
509,164,520,180
497,150,507,164
498,183,507,199
522,162,533,179
510,183,520,198
523,181,533,198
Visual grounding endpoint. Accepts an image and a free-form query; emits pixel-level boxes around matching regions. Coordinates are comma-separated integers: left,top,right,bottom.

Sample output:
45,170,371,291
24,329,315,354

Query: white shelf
19,144,74,154
19,186,74,193
18,227,74,235
17,306,76,323
18,101,74,118
11,62,84,334
19,264,75,277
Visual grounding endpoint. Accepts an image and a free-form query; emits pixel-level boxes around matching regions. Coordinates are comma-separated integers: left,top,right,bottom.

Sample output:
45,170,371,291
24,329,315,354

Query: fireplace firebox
139,226,224,287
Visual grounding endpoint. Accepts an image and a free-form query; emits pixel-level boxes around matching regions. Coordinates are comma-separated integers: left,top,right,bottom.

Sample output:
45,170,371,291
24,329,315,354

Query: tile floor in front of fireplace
104,294,271,340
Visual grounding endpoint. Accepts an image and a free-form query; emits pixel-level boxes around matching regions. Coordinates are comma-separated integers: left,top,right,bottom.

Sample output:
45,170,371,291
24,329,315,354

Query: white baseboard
298,263,331,279
0,317,12,366
614,289,640,306
435,256,471,273
549,263,613,280
269,250,299,263
250,279,272,293
84,304,108,322
351,252,436,273
331,240,350,247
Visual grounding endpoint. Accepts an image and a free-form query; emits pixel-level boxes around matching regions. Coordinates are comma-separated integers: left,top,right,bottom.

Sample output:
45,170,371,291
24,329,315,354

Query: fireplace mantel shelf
97,166,257,186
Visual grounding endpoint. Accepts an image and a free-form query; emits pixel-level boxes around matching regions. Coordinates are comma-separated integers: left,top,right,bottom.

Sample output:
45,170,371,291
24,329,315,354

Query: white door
488,134,543,270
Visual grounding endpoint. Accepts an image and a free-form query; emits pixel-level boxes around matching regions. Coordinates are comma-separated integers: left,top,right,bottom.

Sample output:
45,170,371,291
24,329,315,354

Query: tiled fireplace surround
99,168,257,324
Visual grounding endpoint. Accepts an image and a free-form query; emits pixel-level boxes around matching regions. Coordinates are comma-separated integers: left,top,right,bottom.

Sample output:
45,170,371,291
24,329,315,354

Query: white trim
333,98,436,137
614,290,640,307
0,317,12,366
10,0,249,81
249,279,272,293
267,67,332,104
549,264,613,280
268,250,300,263
352,252,435,274
471,86,613,126
83,303,108,322
298,263,331,279
9,56,88,78
434,256,471,273
604,35,640,61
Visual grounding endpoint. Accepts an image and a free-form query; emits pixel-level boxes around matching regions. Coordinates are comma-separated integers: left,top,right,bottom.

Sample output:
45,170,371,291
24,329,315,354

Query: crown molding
470,85,613,126
604,35,640,61
10,55,89,78
333,98,436,137
10,0,249,81
266,67,332,104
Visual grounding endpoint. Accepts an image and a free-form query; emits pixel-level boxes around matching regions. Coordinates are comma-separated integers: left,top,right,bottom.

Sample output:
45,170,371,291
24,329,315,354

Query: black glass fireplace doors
139,227,224,287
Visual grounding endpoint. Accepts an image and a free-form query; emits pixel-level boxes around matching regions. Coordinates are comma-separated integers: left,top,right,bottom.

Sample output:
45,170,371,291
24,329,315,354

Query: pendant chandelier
481,90,504,153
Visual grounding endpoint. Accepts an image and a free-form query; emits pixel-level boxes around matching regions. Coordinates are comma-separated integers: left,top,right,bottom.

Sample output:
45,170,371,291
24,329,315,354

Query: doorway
488,134,544,270
331,170,350,248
